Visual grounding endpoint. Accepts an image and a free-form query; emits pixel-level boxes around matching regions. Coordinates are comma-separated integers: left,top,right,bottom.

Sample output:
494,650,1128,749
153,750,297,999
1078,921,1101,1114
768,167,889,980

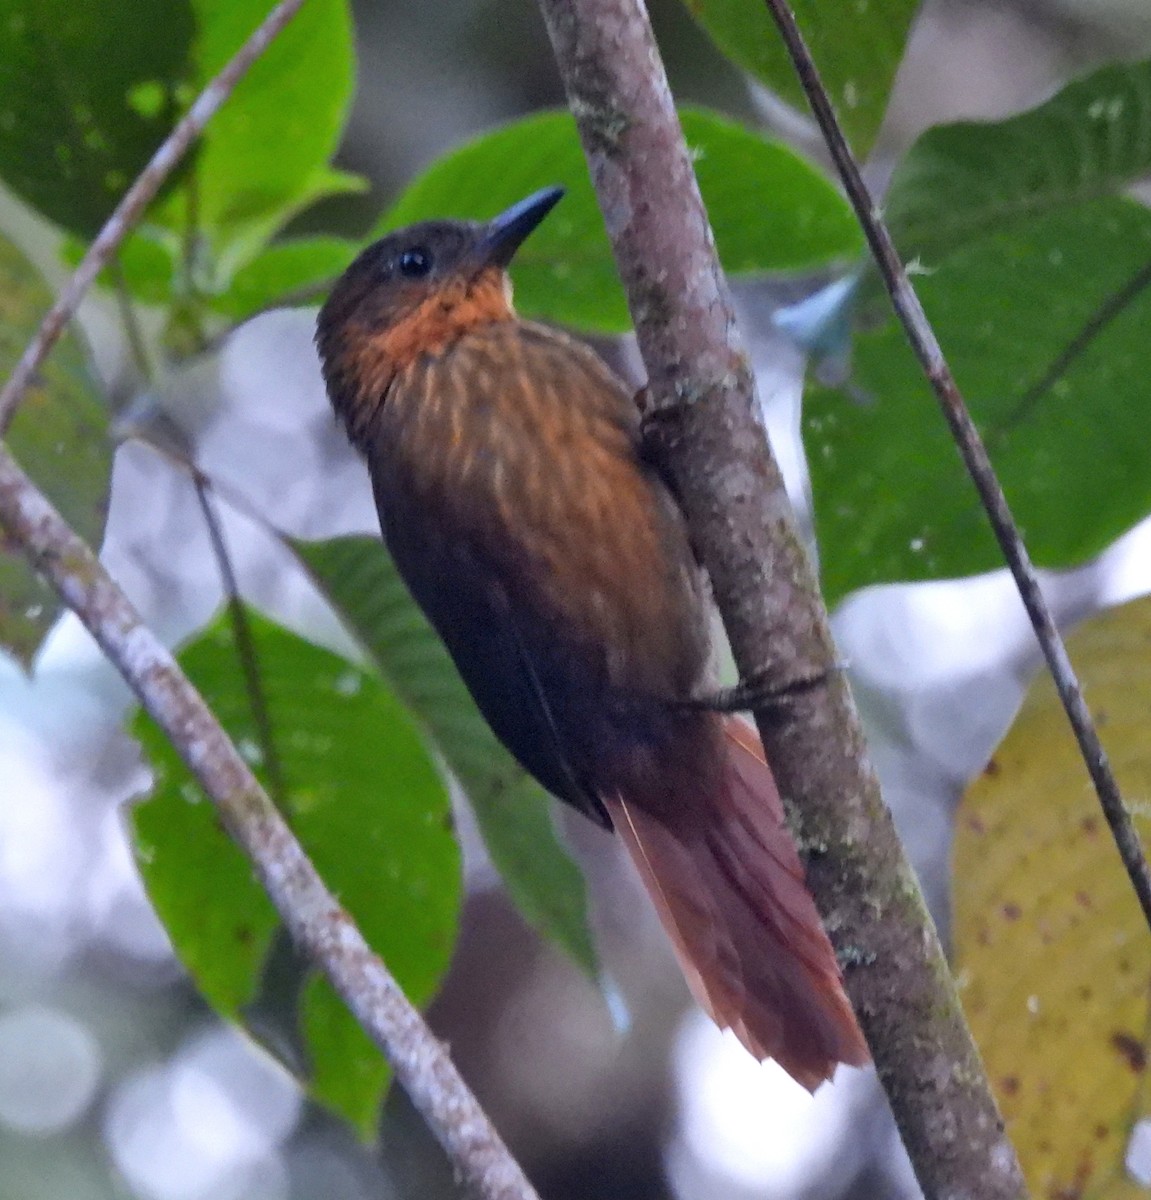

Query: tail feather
604,717,869,1090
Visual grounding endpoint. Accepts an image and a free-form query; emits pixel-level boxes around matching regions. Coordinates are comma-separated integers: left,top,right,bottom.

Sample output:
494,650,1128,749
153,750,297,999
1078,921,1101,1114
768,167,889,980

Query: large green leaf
380,107,862,333
886,58,1151,265
132,610,461,1135
808,198,1151,602
0,235,108,666
186,0,361,277
0,0,193,239
130,0,361,310
292,535,599,977
808,57,1151,602
683,0,919,157
213,234,358,319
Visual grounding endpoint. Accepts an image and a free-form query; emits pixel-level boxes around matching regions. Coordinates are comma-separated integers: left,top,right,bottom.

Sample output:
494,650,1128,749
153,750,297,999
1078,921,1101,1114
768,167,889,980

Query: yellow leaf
954,597,1151,1199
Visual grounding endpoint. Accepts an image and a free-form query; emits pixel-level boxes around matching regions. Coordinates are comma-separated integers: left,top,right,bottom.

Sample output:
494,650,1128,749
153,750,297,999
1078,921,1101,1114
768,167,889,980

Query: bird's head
316,186,564,439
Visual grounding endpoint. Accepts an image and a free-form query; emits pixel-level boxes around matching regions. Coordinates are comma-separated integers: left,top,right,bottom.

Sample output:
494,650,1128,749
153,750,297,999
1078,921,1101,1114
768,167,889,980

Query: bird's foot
679,662,848,715
636,383,693,441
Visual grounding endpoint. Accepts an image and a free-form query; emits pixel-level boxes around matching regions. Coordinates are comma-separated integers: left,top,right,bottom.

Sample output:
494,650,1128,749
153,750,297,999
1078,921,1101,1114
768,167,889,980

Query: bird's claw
679,661,848,715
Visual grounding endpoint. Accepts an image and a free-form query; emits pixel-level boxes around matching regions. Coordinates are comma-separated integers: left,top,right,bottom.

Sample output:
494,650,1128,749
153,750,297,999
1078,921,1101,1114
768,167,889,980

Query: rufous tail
603,717,869,1090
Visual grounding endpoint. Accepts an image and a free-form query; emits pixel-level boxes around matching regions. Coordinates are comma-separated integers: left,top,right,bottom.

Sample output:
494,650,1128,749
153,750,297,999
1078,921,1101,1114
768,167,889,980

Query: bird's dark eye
398,247,432,278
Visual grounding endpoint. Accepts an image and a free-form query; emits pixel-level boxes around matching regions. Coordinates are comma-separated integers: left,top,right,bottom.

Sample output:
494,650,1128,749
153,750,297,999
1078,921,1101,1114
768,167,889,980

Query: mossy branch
535,0,1027,1195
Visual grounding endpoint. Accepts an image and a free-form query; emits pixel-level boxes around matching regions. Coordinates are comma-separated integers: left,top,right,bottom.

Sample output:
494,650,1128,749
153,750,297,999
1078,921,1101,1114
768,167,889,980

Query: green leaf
886,58,1151,266
174,0,362,282
212,234,358,318
0,235,108,666
0,0,194,238
683,0,918,157
302,974,389,1136
808,59,1151,601
292,535,600,977
381,107,861,333
135,749,280,1009
807,199,1151,602
132,609,461,1135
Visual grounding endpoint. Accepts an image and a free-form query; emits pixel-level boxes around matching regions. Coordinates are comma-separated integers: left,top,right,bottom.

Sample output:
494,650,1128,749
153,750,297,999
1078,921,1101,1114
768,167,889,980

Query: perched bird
315,187,868,1088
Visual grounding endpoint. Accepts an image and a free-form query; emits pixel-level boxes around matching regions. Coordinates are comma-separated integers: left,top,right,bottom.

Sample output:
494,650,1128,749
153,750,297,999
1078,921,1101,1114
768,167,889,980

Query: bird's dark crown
317,186,565,347
317,220,486,338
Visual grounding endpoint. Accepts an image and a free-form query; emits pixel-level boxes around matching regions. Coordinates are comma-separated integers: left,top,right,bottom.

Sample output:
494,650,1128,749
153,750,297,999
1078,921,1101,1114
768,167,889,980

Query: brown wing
368,319,711,819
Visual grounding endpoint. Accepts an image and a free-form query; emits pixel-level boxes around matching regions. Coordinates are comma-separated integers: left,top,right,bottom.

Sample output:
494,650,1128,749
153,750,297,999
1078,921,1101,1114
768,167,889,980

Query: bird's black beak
480,186,565,268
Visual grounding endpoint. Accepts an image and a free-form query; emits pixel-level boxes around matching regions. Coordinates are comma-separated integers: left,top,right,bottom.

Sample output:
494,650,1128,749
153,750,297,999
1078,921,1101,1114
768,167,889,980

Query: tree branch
759,0,1151,954
535,1,1026,1197
0,443,539,1200
0,3,539,1178
0,0,310,435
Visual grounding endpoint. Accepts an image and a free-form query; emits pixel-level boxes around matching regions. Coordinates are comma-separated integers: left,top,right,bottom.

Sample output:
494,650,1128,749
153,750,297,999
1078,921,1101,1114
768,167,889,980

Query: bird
315,186,868,1088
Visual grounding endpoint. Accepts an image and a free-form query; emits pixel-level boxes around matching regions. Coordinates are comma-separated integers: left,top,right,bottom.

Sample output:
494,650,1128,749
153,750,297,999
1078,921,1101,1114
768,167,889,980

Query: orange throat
364,267,513,374
334,266,514,444
381,266,514,368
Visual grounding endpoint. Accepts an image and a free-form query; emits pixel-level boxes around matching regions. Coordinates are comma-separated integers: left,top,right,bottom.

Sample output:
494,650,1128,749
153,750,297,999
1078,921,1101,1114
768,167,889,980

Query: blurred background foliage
4,0,1151,1198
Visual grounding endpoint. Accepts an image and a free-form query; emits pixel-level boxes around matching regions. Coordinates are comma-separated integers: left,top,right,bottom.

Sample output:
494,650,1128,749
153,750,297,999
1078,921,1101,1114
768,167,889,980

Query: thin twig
119,427,278,534
0,444,540,1200
110,256,156,383
192,472,289,808
0,0,310,436
183,156,202,291
536,1,1026,1197
760,0,1151,935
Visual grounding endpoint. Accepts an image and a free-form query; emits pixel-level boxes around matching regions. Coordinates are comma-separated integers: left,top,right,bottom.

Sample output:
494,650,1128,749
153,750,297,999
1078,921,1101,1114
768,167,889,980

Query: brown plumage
315,187,868,1088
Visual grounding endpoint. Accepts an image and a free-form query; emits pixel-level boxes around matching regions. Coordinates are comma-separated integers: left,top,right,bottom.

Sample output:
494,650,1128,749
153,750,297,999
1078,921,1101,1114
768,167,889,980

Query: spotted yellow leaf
955,597,1151,1198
